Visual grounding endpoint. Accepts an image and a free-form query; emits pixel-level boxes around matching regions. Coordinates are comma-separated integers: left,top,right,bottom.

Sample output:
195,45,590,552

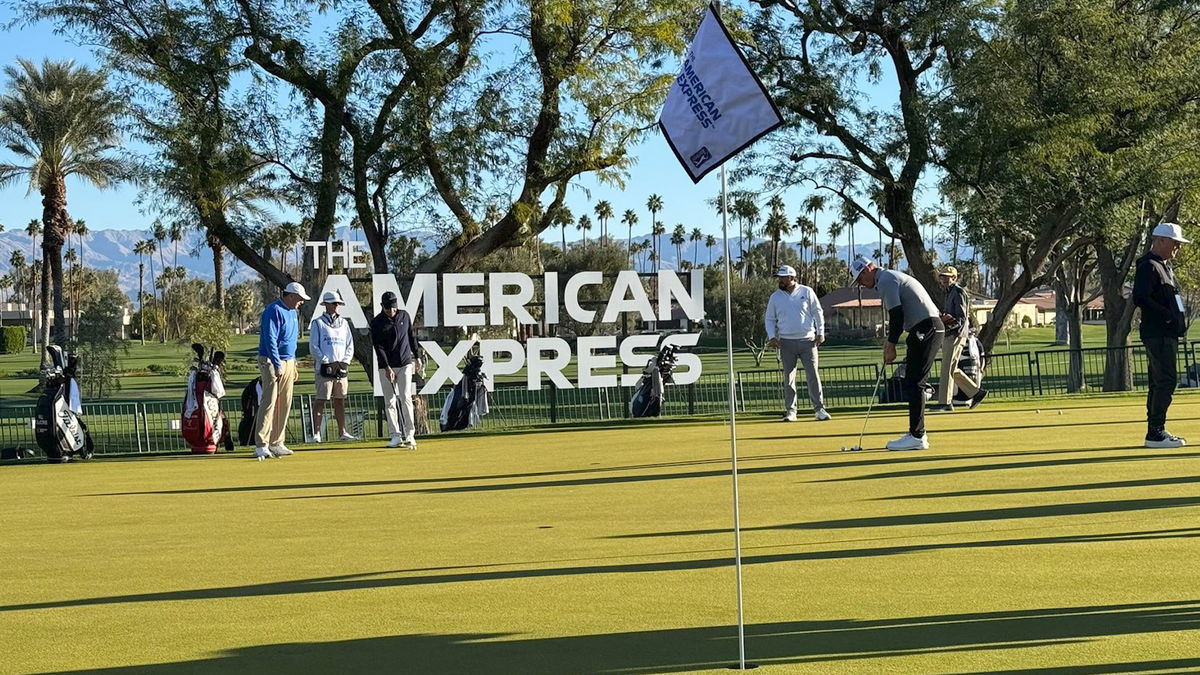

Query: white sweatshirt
764,284,825,341
309,313,355,369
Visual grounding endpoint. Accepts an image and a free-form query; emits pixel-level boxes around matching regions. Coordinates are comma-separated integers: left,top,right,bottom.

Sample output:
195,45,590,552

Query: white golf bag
34,346,94,463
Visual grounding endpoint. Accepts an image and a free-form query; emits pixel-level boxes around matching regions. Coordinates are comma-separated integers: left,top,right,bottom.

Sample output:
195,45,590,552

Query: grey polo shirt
876,270,940,331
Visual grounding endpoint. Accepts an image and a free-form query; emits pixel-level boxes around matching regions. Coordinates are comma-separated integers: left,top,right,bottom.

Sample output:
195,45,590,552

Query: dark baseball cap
381,291,398,309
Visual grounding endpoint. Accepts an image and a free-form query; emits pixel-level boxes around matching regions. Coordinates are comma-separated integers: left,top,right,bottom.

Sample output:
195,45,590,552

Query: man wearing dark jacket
370,291,421,449
1133,223,1190,448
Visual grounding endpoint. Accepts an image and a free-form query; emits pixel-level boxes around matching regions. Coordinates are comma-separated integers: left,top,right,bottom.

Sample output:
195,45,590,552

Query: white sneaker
253,446,272,461
339,432,358,442
387,435,404,448
269,444,293,457
312,432,322,444
402,439,417,450
886,434,929,451
814,409,832,421
781,411,797,422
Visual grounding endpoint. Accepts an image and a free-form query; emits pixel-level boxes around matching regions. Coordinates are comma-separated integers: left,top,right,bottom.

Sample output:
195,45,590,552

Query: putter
843,365,887,452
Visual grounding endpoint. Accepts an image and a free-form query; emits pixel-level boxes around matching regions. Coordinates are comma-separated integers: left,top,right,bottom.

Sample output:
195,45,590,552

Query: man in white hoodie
309,290,357,443
765,265,831,422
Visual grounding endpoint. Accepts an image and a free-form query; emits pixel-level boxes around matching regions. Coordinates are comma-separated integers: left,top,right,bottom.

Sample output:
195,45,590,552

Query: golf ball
1036,410,1041,414
1058,410,1063,415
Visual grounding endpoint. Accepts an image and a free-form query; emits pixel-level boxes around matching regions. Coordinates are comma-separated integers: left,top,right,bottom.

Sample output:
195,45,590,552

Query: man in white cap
851,257,944,450
1133,222,1190,448
765,264,830,421
253,281,309,460
309,289,357,444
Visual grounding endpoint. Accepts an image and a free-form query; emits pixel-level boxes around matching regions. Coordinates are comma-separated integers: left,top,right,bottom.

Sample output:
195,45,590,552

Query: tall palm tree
622,209,639,261
169,221,184,268
802,194,827,275
133,239,152,345
690,227,703,267
705,234,716,267
0,59,123,350
577,214,592,249
671,224,686,268
646,194,663,270
24,219,40,259
23,219,41,339
732,196,759,277
73,219,89,263
553,205,573,252
652,221,667,272
764,209,793,272
593,200,613,242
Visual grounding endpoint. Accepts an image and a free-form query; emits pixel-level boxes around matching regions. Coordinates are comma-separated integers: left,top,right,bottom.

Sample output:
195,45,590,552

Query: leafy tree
545,239,630,337
0,61,123,351
72,283,128,399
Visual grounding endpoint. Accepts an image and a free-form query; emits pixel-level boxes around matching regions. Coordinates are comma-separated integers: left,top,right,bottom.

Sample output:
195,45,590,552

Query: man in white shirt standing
765,265,831,422
309,290,357,443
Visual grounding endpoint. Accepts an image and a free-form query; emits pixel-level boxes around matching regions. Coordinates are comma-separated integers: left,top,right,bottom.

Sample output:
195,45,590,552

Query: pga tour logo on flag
659,4,783,183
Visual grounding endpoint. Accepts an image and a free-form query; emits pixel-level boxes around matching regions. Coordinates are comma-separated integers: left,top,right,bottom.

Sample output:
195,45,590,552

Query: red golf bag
181,344,233,454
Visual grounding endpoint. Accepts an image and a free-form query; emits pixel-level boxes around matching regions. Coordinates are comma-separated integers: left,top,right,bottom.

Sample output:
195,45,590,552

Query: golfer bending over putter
851,257,945,451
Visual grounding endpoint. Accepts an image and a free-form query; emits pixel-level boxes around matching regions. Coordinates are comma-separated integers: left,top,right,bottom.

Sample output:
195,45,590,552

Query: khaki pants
936,330,980,405
779,338,824,413
256,357,297,447
379,364,415,442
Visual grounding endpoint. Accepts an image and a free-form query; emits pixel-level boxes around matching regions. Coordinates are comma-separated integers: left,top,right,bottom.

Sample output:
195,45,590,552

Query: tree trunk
39,257,51,365
209,236,226,310
41,177,70,349
138,263,145,346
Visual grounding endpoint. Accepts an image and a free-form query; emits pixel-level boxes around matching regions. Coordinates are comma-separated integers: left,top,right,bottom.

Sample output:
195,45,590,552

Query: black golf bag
181,343,234,454
34,346,94,463
630,344,678,418
238,378,262,447
439,355,489,432
879,364,935,404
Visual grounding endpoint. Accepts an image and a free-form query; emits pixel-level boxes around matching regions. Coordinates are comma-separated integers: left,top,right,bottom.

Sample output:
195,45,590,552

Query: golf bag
238,378,262,447
879,364,934,404
952,334,984,403
440,355,490,432
34,346,94,463
181,343,234,454
630,344,678,418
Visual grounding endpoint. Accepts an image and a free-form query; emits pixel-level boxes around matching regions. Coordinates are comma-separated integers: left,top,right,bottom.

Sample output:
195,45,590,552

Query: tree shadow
881,475,1200,500
816,450,1200,483
609,496,1200,538
36,599,1200,674
6,527,1198,614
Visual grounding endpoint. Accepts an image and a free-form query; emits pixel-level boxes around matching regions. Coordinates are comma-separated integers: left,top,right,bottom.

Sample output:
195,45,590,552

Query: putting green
3,395,1200,674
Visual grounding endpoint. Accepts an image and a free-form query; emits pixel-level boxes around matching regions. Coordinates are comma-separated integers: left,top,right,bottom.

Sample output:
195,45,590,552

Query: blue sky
0,4,910,254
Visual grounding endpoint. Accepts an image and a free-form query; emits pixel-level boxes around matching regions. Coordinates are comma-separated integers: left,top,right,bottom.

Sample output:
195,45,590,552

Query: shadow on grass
38,600,1200,674
880,475,1200,500
6,528,1198,614
815,450,1200,483
609,497,1200,538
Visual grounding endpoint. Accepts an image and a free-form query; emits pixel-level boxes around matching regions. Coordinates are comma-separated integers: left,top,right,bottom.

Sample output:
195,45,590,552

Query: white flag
659,4,783,183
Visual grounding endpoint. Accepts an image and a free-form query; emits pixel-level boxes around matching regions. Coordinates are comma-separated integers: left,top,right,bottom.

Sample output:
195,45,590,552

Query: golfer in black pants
851,257,945,450
1133,223,1190,448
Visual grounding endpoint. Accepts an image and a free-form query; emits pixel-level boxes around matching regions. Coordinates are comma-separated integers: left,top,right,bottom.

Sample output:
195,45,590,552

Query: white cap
775,265,797,277
849,256,873,282
1153,222,1190,243
321,290,344,305
283,281,310,300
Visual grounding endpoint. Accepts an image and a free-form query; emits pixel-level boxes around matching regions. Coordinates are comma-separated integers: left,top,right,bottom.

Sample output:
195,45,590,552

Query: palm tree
23,220,41,339
593,200,613,242
169,221,184,268
133,239,152,345
73,219,89,263
764,208,794,272
652,221,667,272
690,227,703,267
622,209,639,260
646,194,663,269
8,250,25,306
64,247,79,340
25,219,41,259
553,205,573,252
705,234,717,266
671,224,686,268
732,196,759,277
577,215,592,249
802,195,826,273
0,60,123,350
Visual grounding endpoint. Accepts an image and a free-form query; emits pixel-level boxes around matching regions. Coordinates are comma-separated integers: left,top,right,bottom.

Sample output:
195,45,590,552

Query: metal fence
3,342,1199,457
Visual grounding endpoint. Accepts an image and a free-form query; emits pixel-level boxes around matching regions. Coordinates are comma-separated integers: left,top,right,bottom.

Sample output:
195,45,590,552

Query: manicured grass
3,394,1199,674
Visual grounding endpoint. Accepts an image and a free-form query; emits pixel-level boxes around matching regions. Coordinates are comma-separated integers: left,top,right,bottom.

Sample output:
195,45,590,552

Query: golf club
842,364,887,452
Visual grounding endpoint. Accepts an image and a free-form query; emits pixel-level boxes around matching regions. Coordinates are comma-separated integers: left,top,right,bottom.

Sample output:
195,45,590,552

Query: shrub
0,326,27,354
147,363,189,377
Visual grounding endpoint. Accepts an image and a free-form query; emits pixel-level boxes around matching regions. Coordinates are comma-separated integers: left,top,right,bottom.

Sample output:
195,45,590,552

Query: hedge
0,326,27,354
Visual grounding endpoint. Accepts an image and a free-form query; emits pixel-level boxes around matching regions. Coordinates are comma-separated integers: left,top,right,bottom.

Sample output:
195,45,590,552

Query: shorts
314,372,348,400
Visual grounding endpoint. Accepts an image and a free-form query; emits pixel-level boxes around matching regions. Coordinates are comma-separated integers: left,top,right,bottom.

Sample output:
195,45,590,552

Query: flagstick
720,162,748,670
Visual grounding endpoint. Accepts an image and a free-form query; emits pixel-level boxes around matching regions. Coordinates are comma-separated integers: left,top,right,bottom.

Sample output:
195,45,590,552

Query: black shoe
1146,429,1186,448
968,390,988,410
